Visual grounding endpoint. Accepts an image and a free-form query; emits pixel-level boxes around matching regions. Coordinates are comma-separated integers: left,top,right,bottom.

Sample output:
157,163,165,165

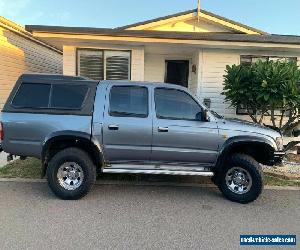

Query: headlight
275,137,284,151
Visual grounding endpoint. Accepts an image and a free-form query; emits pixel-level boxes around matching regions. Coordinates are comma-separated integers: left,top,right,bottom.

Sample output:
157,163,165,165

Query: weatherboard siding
197,50,239,117
0,27,62,108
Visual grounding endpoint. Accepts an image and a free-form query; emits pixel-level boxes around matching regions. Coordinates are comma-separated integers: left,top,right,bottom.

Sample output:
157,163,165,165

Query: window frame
154,87,203,121
108,85,149,118
76,48,132,81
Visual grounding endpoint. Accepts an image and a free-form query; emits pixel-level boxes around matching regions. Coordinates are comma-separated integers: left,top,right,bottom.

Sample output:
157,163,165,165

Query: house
0,17,62,108
25,9,300,119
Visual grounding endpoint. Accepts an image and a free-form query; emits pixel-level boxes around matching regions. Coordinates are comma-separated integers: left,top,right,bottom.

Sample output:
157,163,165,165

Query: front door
103,85,152,163
151,87,220,166
165,60,189,87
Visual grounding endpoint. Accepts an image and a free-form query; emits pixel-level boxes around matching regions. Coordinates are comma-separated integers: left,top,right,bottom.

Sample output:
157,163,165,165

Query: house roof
0,16,62,54
25,25,300,45
116,9,268,35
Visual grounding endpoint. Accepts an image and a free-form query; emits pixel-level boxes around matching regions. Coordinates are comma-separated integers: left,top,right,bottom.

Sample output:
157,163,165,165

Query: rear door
151,87,220,166
102,84,152,163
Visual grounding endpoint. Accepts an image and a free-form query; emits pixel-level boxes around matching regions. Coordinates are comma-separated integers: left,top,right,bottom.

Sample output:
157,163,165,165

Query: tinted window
12,83,50,108
155,88,202,120
109,86,148,117
51,85,88,109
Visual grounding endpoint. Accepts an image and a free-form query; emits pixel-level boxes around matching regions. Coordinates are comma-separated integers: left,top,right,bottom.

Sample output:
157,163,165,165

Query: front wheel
218,154,263,204
46,147,96,200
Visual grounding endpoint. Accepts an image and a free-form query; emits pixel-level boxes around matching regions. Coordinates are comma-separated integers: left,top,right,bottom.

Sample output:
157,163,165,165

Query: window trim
11,82,90,110
154,87,203,121
108,85,149,118
76,48,132,80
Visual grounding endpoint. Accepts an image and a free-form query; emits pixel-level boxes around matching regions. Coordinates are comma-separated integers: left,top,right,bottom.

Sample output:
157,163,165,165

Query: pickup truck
0,74,285,203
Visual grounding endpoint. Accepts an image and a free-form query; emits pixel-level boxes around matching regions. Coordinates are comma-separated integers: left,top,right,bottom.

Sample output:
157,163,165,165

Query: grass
0,158,42,178
0,158,299,187
264,175,300,187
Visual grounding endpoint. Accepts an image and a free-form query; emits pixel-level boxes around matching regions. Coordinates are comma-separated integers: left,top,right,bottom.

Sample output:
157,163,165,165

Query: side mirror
202,110,210,122
196,110,210,121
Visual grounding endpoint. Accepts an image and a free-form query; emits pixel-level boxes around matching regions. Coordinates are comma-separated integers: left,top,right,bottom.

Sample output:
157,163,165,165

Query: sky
0,0,300,35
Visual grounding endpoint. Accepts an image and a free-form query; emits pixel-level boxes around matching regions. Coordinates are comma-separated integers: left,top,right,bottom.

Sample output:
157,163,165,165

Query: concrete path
0,181,299,250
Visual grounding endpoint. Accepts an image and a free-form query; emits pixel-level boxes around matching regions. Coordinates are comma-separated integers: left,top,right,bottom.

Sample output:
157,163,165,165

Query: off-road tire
46,147,96,200
218,153,263,204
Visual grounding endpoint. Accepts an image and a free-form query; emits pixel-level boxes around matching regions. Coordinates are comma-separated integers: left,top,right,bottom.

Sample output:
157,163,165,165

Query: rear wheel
218,154,263,203
46,147,96,200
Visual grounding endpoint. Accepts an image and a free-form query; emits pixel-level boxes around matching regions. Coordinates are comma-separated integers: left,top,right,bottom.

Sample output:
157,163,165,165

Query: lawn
0,158,299,187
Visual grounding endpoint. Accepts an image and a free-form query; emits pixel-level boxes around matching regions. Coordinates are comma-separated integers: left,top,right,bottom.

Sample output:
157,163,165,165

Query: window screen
105,51,130,80
155,88,202,120
77,49,130,81
109,86,148,117
50,85,89,109
78,50,104,80
12,83,51,108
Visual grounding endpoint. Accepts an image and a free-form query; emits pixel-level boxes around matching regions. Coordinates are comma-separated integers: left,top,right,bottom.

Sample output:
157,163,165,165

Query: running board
103,168,214,176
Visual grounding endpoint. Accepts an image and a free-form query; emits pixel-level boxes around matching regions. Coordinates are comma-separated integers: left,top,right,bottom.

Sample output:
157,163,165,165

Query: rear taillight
0,122,3,141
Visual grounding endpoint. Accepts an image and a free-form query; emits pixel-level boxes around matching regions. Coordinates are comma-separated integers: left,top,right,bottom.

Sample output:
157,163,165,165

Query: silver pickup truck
0,74,285,203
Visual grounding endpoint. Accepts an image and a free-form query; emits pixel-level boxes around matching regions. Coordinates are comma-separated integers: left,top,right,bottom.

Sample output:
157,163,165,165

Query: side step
103,168,214,176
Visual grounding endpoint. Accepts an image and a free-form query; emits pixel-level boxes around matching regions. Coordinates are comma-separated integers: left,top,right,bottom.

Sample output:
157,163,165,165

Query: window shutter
78,50,104,80
105,51,130,80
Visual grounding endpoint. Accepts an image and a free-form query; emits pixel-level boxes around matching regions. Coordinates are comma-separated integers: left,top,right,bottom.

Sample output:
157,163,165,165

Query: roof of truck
101,80,188,90
19,74,186,89
20,73,98,83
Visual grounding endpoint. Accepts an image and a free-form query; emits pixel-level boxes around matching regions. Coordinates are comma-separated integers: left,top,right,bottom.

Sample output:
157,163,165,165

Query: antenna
197,0,201,22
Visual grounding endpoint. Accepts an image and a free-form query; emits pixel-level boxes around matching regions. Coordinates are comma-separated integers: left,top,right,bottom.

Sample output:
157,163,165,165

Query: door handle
108,125,119,130
158,126,168,132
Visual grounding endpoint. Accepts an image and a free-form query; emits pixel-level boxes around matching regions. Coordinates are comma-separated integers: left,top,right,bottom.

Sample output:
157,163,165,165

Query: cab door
151,87,220,166
102,84,152,163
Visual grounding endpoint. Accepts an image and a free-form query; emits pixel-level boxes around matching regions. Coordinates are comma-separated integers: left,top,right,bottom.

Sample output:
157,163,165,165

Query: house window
77,49,131,81
237,55,298,115
240,55,297,66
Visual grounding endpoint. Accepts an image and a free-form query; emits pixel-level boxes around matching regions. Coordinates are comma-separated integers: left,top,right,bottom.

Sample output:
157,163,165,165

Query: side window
155,88,202,121
109,86,148,118
12,83,51,108
50,85,89,109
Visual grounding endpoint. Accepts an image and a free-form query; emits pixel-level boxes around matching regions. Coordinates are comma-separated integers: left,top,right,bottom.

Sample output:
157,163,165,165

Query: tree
223,60,300,135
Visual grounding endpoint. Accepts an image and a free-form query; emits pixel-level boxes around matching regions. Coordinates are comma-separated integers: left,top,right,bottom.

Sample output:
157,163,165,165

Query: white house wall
200,49,239,117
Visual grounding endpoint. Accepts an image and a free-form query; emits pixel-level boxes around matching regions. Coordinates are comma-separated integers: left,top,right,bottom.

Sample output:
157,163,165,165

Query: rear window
12,83,51,108
50,85,88,109
12,83,89,109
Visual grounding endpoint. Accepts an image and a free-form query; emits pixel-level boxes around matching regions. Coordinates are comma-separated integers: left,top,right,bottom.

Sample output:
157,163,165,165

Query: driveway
0,181,299,250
